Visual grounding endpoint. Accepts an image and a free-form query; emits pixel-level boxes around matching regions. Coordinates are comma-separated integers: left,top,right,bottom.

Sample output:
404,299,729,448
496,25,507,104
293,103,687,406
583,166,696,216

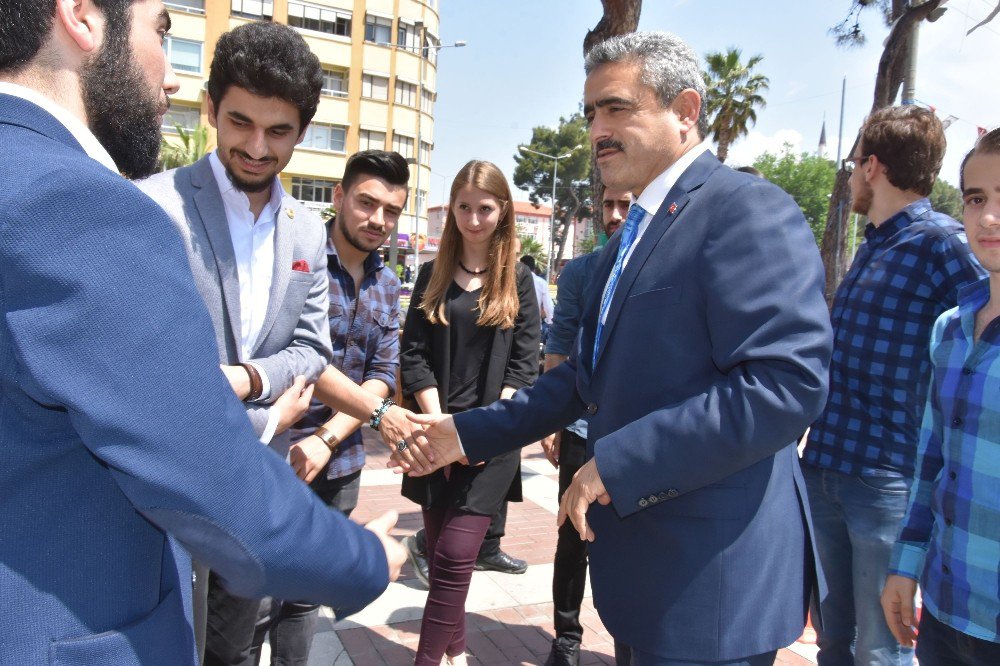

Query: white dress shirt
0,82,118,173
532,272,554,325
599,141,710,324
208,150,284,404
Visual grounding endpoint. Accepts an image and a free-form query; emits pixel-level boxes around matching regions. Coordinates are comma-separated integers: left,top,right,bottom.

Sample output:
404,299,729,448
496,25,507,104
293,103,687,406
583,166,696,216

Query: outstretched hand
363,510,406,582
387,413,467,475
557,458,611,542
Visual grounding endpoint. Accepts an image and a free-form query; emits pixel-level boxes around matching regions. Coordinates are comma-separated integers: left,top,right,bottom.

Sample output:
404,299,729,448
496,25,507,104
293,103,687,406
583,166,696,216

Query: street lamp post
388,36,466,277
517,144,581,282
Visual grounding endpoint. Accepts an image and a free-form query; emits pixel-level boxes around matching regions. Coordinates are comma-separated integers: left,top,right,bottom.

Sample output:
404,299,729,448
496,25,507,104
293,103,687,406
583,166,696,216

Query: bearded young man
802,105,984,666
0,2,402,663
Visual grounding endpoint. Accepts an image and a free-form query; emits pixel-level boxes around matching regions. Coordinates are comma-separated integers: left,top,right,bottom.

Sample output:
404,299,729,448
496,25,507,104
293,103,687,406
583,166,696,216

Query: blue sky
428,0,1000,207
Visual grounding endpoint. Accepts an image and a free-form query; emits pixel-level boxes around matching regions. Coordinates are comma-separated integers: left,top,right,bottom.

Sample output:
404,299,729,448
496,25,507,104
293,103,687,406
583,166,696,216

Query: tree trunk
819,0,944,306
586,0,642,239
554,191,583,274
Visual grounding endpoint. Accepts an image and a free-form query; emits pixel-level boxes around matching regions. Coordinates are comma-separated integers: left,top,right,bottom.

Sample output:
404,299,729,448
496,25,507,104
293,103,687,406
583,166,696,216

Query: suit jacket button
638,498,648,508
648,494,658,503
587,403,598,415
666,489,679,498
657,492,669,500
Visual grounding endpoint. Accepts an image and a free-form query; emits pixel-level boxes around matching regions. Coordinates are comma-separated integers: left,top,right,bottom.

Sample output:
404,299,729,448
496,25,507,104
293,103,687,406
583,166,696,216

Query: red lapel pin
667,202,677,215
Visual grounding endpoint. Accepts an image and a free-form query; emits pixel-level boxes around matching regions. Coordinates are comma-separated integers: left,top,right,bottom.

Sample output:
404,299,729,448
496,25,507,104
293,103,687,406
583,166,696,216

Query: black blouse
446,283,493,413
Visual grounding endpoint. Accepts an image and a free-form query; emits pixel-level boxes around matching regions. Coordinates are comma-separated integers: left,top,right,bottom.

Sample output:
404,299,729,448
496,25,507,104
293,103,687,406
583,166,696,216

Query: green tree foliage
517,234,548,272
929,178,963,220
703,48,769,163
513,114,591,268
159,124,210,171
752,146,837,245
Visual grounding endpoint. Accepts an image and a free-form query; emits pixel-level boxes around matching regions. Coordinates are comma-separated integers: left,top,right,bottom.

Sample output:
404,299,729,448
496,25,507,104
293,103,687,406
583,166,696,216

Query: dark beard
338,215,385,254
81,12,162,180
224,158,274,194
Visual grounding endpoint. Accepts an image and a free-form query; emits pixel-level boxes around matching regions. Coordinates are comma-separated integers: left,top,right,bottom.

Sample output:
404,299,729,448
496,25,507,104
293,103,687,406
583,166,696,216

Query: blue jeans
803,465,915,666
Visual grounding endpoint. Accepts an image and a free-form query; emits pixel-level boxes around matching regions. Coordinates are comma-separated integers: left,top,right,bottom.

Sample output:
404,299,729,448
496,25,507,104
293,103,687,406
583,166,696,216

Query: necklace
458,260,488,275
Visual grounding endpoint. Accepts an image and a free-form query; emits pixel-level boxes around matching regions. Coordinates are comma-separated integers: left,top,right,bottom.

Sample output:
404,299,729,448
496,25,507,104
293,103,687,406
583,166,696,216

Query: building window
288,2,351,37
321,69,348,97
292,177,336,204
394,80,416,107
392,133,414,159
301,123,347,153
397,21,420,51
162,36,202,74
416,190,426,216
365,15,392,44
231,0,272,19
419,141,432,165
166,0,205,13
359,129,386,151
161,105,200,133
424,33,440,64
421,89,435,114
362,74,389,101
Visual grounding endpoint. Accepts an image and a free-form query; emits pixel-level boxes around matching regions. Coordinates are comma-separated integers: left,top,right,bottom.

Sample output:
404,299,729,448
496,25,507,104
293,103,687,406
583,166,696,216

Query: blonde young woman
400,160,540,665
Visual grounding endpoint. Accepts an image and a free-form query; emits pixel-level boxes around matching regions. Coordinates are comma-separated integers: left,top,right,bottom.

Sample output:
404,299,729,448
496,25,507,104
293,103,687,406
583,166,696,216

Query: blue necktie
593,203,647,367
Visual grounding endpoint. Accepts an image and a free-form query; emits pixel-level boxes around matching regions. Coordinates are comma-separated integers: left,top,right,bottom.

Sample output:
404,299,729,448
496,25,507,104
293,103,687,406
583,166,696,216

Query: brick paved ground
269,430,819,665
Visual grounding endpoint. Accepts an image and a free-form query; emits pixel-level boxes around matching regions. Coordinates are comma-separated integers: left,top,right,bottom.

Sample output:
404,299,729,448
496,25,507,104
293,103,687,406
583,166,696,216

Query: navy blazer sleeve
594,178,831,517
1,170,388,610
545,254,588,357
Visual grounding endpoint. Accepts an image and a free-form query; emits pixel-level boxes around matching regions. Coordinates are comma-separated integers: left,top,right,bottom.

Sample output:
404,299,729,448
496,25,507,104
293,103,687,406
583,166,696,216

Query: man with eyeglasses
802,105,984,666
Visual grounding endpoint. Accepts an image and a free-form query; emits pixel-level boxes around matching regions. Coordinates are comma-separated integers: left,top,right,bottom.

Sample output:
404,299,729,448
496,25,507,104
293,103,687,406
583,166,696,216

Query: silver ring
396,440,408,453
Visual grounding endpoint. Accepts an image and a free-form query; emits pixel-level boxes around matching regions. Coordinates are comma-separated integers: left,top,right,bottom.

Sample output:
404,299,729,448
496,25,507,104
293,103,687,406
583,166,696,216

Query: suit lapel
255,194,295,353
589,150,720,373
190,158,243,349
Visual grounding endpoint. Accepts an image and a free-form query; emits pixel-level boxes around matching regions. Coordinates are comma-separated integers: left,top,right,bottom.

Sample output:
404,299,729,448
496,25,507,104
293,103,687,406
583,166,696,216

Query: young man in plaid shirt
250,150,411,663
881,128,1000,665
802,106,984,665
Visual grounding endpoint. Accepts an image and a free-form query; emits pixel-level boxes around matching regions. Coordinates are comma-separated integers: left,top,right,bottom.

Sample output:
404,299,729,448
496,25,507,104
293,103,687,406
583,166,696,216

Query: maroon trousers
413,505,492,664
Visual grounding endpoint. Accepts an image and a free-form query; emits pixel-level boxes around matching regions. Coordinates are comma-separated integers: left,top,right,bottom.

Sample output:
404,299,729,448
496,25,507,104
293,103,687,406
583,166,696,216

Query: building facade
162,0,442,244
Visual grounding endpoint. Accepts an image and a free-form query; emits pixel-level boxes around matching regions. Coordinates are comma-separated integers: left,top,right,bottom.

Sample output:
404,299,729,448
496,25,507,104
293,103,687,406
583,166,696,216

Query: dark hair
960,127,1000,191
342,150,410,193
859,105,945,196
519,255,537,271
0,0,133,73
736,165,764,178
207,22,323,130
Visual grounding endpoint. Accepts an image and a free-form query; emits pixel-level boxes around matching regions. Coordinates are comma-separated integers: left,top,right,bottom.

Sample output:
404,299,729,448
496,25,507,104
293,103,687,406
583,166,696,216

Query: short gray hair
585,31,708,137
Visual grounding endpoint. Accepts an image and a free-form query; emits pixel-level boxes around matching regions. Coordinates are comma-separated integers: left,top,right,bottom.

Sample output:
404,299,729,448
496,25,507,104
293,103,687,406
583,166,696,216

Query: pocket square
291,260,310,272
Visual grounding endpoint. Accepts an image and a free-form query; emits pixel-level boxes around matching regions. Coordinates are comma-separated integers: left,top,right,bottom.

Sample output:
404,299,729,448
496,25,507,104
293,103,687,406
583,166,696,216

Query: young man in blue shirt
802,106,984,666
881,128,1000,665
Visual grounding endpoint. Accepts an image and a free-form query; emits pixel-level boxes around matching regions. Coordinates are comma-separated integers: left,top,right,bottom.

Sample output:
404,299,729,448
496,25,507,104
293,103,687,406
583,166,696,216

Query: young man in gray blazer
137,22,333,664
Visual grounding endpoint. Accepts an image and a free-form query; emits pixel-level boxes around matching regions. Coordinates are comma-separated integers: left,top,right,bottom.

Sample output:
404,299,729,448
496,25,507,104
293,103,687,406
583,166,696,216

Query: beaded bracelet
368,397,395,430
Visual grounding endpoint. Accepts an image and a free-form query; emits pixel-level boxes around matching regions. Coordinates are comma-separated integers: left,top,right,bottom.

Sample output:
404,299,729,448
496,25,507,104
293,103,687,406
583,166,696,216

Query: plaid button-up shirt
291,241,399,479
804,199,984,477
890,277,1000,642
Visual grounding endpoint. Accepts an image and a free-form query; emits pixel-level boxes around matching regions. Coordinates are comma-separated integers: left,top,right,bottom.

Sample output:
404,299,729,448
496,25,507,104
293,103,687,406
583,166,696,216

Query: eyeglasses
842,155,872,173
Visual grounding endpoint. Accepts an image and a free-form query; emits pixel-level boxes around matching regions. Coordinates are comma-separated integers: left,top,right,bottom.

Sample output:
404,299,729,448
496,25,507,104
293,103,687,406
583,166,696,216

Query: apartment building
162,0,443,253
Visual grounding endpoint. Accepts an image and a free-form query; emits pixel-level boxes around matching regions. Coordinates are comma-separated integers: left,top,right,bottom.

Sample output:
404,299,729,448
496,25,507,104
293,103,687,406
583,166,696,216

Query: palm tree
159,124,210,171
703,48,769,163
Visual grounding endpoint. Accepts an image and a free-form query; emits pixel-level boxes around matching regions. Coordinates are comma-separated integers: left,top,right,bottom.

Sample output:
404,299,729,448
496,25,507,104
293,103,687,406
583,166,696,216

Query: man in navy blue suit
0,2,403,663
399,32,833,665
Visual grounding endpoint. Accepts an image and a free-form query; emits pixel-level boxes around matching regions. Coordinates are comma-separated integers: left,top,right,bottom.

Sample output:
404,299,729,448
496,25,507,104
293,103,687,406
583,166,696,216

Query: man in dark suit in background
401,31,833,665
